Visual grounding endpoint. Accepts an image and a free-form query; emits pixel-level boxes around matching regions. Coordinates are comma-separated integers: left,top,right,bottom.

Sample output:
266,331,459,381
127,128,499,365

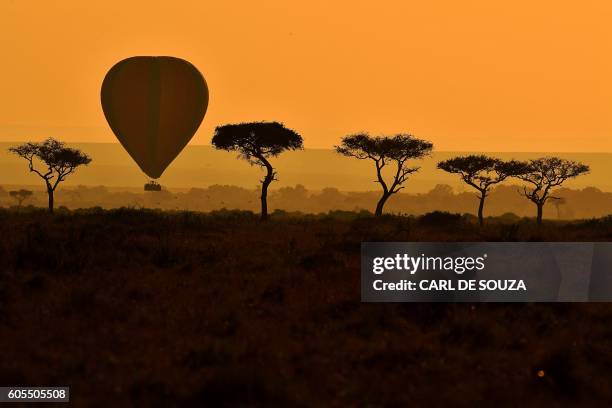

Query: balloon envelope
101,56,208,179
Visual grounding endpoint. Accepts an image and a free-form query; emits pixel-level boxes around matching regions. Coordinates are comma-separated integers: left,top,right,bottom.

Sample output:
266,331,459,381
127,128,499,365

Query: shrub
418,211,463,227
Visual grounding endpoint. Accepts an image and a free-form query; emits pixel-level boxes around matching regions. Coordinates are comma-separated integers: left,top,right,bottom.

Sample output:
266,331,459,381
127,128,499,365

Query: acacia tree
9,189,33,207
335,133,433,216
211,122,303,220
513,157,589,224
551,197,566,220
9,138,91,213
437,155,524,226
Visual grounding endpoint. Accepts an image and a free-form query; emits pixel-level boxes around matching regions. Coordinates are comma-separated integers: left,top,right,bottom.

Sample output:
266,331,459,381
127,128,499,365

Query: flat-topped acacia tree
335,133,433,216
437,155,524,226
212,122,303,220
513,157,589,225
9,138,91,213
9,189,33,207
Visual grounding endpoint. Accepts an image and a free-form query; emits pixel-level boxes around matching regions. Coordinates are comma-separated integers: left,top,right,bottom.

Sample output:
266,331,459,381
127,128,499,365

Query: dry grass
1,208,612,406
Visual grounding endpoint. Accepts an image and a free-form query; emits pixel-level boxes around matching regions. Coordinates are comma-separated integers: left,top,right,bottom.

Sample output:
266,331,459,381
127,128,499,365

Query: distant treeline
3,133,592,223
1,183,609,220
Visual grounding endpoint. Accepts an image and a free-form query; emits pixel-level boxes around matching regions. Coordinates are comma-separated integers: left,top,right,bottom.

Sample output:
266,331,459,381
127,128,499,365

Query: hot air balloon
101,56,208,188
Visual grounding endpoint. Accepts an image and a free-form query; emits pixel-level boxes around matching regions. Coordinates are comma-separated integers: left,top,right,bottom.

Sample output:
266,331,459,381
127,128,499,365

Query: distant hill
1,142,610,192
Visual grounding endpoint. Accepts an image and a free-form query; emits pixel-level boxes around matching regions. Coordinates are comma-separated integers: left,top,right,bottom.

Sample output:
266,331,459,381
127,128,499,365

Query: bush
497,212,521,223
418,211,463,227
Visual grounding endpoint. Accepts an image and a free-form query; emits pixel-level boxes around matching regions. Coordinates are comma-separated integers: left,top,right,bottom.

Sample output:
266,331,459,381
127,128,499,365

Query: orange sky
0,0,610,151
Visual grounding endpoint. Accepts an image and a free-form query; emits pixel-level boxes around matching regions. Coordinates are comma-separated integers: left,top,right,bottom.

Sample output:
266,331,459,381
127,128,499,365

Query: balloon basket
144,180,162,191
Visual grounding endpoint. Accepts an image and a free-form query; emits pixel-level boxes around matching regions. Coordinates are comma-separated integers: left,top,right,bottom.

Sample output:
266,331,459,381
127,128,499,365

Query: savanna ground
1,208,612,407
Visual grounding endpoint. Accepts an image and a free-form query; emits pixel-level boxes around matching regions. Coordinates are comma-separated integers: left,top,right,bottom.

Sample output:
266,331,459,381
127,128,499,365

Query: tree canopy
212,121,303,165
336,133,433,163
437,155,525,191
9,138,91,187
9,189,33,206
9,138,91,212
335,133,433,215
212,121,303,220
514,158,590,194
437,155,525,225
512,157,589,224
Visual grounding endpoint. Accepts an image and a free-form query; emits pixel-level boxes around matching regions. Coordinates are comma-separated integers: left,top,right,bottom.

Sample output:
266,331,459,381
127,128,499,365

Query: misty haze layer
0,183,609,221
1,143,610,192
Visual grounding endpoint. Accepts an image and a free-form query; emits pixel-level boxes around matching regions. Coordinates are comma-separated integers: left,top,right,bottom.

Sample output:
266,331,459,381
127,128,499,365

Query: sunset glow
0,1,610,151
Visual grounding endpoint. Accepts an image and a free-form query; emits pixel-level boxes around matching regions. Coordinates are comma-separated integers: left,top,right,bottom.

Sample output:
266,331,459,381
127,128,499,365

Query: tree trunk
375,193,391,216
260,164,274,221
47,187,54,213
477,193,486,227
536,203,543,225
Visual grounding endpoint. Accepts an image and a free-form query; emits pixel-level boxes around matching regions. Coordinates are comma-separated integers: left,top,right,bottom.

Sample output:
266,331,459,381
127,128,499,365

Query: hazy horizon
3,137,612,154
2,142,611,192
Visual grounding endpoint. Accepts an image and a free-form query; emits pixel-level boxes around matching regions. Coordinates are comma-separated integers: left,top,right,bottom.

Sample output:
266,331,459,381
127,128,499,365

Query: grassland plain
1,208,612,406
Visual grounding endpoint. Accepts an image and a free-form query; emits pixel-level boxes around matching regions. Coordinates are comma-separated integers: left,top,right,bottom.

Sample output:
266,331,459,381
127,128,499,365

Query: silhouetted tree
428,184,454,198
211,122,303,220
551,197,567,220
335,133,433,216
9,189,33,207
8,138,91,213
513,157,589,224
437,155,524,226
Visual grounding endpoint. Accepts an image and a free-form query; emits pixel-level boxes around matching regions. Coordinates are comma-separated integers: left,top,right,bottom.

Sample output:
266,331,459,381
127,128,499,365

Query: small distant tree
437,155,524,226
335,133,433,216
9,189,33,207
9,138,91,213
551,197,567,220
211,122,303,220
513,157,589,224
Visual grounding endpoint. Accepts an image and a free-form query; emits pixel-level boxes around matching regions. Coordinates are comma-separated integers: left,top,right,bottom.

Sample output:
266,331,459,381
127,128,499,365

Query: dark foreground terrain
2,208,612,406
